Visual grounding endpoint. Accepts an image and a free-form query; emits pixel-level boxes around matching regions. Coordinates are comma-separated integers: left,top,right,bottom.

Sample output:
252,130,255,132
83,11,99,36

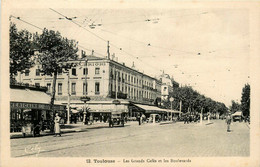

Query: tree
10,22,34,83
168,85,227,117
230,100,241,113
241,84,250,117
34,28,78,108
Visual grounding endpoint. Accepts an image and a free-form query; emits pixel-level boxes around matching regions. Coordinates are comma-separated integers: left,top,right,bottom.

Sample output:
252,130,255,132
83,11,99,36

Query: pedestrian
137,114,142,125
184,114,188,124
89,114,93,125
54,113,61,137
226,113,232,132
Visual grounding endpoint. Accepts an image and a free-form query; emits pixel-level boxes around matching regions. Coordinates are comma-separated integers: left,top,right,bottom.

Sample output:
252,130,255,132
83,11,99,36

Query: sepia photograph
1,0,260,167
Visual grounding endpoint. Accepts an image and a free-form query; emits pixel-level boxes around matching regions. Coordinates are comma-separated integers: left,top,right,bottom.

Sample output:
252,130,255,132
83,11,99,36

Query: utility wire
10,15,107,59
50,8,110,44
10,15,44,30
49,8,163,73
11,12,161,74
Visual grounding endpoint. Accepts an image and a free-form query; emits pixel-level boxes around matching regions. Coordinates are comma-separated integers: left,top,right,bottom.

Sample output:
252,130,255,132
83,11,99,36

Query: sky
10,8,250,107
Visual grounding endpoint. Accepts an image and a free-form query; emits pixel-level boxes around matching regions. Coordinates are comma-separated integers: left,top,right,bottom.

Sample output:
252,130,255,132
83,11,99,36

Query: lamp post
169,97,174,121
67,72,70,124
81,59,90,125
112,69,120,111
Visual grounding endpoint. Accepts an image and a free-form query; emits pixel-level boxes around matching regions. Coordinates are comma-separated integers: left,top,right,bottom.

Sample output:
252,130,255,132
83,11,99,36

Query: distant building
158,72,179,101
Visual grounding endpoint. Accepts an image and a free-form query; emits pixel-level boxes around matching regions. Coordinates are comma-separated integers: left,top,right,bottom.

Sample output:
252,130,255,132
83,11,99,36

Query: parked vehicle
109,111,126,127
232,111,243,122
232,115,242,122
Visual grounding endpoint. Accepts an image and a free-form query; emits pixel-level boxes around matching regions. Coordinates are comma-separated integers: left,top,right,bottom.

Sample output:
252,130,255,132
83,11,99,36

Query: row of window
25,67,102,77
110,83,153,99
44,81,153,99
110,70,154,88
46,82,100,95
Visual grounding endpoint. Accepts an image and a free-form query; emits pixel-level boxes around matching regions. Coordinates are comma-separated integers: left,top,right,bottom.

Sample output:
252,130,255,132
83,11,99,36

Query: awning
88,104,128,113
11,88,51,104
133,104,167,114
10,88,66,111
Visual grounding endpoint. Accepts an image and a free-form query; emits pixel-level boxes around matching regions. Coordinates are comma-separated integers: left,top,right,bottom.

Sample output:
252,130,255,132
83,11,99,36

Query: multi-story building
159,72,179,101
17,50,163,118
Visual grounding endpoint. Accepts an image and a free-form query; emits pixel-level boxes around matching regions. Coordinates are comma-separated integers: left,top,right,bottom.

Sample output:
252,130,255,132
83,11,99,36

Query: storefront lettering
10,102,65,110
87,62,106,66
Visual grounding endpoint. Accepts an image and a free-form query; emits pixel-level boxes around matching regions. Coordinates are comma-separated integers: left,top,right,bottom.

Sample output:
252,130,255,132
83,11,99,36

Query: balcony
109,91,127,99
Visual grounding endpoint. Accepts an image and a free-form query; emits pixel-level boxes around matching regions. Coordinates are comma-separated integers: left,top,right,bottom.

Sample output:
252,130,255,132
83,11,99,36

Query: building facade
17,52,162,116
158,73,179,101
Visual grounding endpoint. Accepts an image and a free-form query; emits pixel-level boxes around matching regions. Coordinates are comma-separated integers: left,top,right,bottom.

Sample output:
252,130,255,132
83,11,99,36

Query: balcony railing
109,91,127,99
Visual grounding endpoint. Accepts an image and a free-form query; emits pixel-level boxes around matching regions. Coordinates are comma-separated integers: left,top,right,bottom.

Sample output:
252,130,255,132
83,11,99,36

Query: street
11,120,249,157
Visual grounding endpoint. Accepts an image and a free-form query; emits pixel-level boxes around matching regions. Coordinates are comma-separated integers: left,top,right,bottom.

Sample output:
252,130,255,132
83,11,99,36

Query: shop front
10,102,65,133
10,85,66,135
131,103,167,123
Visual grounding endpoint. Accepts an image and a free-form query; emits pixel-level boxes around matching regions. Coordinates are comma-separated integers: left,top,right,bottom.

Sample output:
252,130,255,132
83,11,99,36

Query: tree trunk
51,71,58,112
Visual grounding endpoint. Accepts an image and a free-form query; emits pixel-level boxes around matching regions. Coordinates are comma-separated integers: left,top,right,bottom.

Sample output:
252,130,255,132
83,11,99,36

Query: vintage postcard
1,0,260,167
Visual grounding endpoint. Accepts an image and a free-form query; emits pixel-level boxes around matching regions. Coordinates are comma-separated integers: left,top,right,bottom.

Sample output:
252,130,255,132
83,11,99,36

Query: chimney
91,50,94,56
132,62,135,69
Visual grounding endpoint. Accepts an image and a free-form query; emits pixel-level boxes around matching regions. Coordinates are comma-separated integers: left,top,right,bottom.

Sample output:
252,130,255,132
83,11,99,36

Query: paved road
11,120,249,157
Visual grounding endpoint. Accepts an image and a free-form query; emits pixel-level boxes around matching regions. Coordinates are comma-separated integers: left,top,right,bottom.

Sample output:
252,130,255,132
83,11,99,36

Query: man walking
226,113,232,132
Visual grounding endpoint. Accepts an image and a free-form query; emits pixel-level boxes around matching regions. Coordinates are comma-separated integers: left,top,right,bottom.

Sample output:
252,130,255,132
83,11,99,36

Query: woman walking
54,113,61,137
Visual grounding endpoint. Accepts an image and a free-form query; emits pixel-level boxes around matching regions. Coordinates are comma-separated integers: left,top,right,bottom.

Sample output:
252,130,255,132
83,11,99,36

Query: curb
10,129,79,139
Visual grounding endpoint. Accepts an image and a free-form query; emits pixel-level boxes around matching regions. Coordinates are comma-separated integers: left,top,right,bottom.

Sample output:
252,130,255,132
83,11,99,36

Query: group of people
51,111,235,137
183,114,200,124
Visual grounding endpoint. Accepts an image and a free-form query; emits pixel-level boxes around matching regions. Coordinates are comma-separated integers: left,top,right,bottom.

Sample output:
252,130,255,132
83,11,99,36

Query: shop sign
10,102,65,110
87,62,106,66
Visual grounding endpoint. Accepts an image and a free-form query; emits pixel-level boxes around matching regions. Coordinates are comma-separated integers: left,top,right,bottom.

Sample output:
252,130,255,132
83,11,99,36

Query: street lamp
80,96,90,124
80,59,90,125
169,97,174,121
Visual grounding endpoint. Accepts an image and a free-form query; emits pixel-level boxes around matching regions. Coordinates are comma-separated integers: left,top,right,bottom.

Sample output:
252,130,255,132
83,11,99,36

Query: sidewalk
10,120,181,139
10,121,140,139
10,121,107,139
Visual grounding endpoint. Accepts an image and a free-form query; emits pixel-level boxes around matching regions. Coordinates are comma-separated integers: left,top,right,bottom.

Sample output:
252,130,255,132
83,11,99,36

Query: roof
10,88,51,104
81,55,105,60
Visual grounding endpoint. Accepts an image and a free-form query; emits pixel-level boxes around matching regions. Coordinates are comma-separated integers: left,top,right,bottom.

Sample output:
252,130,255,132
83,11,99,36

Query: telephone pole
67,71,70,124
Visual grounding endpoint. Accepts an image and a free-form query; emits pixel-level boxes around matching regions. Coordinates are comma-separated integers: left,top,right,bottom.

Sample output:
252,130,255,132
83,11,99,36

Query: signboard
10,102,65,111
87,62,106,66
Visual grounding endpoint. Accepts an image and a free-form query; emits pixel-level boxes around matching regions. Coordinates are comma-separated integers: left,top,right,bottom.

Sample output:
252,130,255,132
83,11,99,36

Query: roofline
63,56,162,82
108,59,158,81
